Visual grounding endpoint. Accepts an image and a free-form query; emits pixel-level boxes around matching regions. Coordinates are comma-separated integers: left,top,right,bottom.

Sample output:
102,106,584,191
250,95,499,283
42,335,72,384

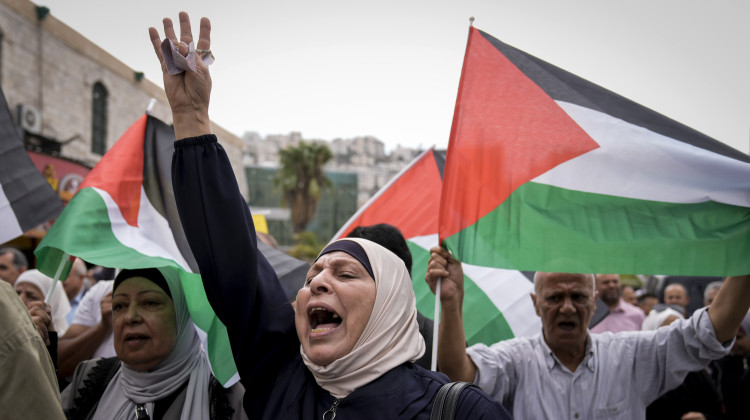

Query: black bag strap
430,381,479,420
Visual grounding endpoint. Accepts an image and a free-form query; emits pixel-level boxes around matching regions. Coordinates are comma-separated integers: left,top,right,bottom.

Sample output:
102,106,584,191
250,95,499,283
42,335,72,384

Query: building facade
0,0,247,196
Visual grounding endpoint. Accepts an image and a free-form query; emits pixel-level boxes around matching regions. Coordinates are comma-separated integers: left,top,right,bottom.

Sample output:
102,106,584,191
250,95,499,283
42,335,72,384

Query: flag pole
431,15,474,373
431,277,441,371
45,252,69,305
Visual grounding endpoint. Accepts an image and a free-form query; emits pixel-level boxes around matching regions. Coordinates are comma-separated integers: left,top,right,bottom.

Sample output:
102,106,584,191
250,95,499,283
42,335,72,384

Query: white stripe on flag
461,264,540,338
0,182,22,243
532,101,750,207
407,233,438,251
93,187,192,271
408,234,541,339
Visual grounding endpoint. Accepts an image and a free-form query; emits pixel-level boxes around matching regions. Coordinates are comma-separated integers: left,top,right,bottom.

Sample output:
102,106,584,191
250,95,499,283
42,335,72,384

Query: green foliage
274,142,333,233
287,230,325,261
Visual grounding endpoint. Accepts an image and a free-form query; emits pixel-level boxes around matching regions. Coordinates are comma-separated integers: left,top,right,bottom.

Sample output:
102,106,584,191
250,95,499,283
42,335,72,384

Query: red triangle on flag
78,114,146,227
439,28,600,241
336,150,442,240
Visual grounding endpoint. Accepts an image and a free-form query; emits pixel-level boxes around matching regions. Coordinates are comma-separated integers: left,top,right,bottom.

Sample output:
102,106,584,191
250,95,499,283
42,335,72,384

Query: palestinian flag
334,149,540,345
0,87,63,244
35,115,238,386
440,27,750,277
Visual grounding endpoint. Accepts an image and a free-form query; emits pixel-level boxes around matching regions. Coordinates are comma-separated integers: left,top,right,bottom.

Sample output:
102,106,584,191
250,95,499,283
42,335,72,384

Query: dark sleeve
47,331,58,370
455,386,513,420
172,135,298,415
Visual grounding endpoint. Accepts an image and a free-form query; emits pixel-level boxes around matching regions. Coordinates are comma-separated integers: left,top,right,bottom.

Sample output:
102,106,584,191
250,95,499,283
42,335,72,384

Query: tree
275,142,333,233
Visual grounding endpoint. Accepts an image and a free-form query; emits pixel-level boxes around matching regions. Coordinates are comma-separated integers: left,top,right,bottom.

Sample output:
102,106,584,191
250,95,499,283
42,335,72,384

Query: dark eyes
546,294,588,303
112,299,162,313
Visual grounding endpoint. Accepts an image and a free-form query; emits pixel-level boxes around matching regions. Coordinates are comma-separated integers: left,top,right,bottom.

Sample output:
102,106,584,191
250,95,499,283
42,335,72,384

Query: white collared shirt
467,308,731,420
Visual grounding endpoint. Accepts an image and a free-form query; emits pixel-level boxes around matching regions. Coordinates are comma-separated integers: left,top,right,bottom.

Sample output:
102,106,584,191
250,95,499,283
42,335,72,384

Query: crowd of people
1,11,750,420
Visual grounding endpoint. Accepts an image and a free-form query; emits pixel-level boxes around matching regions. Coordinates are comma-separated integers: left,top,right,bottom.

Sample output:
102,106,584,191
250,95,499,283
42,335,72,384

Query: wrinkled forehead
15,281,43,295
535,272,594,293
665,284,687,296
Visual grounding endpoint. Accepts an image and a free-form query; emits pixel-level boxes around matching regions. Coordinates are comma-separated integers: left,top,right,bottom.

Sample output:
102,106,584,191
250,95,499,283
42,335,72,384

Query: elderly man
590,274,644,333
621,285,637,306
664,283,690,316
637,292,659,316
703,280,723,306
426,248,750,419
0,247,28,285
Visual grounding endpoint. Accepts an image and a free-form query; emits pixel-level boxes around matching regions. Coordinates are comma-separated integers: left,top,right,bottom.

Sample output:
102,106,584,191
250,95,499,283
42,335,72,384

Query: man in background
0,246,28,285
664,283,690,316
703,281,723,307
591,274,645,333
638,292,659,316
621,285,637,306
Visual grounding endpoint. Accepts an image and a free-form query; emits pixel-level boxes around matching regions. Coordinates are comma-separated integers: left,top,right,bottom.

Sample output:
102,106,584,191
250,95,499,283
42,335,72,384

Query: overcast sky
37,0,750,153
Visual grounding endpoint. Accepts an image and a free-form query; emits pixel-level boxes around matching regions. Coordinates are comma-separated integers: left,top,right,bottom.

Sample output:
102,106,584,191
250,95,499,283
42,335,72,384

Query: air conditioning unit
16,104,42,134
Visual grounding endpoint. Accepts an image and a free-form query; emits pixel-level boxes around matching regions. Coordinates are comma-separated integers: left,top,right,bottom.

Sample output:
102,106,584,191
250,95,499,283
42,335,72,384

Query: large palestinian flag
440,27,750,276
334,149,540,346
35,115,238,386
0,87,63,244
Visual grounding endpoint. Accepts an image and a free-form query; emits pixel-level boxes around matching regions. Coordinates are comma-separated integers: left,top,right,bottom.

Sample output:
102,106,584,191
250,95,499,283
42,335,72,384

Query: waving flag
440,27,750,277
0,87,63,244
34,115,238,386
334,149,540,345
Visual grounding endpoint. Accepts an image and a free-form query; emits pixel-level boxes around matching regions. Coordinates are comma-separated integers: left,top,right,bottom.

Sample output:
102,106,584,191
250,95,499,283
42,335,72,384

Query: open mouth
309,306,342,333
557,321,576,331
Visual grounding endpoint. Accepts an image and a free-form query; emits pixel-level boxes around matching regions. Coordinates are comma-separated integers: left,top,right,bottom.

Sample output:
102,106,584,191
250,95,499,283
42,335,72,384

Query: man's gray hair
703,280,724,302
0,247,28,269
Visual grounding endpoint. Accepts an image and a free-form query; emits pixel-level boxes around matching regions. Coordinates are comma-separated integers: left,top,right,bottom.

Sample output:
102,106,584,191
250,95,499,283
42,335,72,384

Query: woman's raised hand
149,11,212,139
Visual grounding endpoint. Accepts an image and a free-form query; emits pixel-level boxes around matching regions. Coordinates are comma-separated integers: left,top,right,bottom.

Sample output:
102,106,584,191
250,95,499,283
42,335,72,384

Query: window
91,82,108,155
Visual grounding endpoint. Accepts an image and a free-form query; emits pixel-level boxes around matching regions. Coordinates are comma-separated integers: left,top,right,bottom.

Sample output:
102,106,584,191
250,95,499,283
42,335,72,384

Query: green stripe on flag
35,188,237,385
408,240,514,346
444,181,750,276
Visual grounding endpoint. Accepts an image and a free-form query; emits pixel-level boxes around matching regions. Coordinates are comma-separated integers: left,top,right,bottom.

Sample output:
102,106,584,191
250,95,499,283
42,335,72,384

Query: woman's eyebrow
112,289,165,298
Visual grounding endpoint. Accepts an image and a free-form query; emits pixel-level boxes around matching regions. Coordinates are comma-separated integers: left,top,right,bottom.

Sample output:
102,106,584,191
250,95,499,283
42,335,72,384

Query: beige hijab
301,237,426,398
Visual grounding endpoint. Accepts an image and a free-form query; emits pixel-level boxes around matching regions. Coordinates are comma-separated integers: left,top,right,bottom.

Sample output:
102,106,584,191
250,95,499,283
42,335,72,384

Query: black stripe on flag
0,87,63,236
141,115,201,273
478,29,750,164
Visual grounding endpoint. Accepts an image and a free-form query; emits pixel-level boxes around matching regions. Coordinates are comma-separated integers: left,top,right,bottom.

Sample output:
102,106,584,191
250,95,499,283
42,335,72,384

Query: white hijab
642,306,685,331
15,269,71,335
93,268,211,420
301,238,426,398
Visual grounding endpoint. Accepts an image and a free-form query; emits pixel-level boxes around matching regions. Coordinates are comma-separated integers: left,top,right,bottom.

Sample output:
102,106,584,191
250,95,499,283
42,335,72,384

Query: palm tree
275,142,333,233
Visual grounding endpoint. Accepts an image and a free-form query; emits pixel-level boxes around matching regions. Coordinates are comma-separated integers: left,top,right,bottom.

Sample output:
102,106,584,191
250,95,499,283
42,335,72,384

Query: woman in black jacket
150,12,511,420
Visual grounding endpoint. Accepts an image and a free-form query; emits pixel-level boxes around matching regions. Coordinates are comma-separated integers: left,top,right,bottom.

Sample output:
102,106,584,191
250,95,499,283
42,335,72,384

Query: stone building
0,0,247,196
